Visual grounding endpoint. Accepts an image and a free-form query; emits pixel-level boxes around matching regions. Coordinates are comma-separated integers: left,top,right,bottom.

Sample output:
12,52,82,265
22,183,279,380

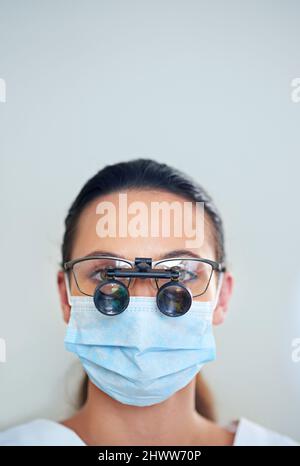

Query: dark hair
61,158,226,421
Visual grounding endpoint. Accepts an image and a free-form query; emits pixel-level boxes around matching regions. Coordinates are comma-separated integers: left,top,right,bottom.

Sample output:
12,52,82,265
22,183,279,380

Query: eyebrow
158,249,202,260
82,249,202,261
83,250,128,260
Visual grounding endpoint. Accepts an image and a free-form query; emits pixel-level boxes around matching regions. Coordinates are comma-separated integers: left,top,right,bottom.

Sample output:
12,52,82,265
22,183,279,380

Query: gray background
0,0,300,440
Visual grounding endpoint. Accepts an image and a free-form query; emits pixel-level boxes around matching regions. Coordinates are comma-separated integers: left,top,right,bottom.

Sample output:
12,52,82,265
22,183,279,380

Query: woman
0,159,298,446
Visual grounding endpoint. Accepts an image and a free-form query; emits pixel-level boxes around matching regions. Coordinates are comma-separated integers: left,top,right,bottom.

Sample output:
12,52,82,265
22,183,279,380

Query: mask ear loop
212,272,224,311
64,272,73,307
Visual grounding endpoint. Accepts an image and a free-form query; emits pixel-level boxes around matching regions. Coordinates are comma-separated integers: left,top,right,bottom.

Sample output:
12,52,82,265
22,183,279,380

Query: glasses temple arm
212,271,224,310
64,272,73,306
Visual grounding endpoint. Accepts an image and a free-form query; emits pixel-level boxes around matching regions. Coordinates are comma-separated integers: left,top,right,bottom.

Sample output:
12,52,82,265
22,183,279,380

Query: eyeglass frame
64,255,226,299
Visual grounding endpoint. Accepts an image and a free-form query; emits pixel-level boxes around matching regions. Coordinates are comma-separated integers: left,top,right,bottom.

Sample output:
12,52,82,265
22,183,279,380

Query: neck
66,378,207,446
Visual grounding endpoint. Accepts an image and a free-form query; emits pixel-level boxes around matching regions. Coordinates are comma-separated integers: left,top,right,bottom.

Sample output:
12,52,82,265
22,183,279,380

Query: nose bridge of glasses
106,257,180,281
134,257,152,269
121,257,176,296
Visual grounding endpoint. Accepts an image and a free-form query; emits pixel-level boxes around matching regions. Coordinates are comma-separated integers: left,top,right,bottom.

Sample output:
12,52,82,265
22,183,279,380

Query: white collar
225,417,299,446
0,417,298,446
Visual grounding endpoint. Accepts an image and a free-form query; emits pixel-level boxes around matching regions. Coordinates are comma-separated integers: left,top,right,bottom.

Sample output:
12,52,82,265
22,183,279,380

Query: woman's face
58,189,233,325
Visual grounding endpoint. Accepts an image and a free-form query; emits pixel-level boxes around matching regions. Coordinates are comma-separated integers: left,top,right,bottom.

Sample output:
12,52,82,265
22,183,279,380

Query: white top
0,417,298,446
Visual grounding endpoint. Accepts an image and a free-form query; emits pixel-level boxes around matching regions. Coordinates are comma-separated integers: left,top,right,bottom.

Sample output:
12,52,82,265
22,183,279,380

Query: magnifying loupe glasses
93,258,192,317
64,256,225,317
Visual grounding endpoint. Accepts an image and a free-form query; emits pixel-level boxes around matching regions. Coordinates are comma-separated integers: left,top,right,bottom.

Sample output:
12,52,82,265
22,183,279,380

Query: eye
72,258,132,296
89,267,107,282
178,269,198,282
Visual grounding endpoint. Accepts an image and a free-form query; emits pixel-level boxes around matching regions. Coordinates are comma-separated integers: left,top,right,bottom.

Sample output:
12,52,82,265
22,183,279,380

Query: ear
212,271,234,325
57,270,71,323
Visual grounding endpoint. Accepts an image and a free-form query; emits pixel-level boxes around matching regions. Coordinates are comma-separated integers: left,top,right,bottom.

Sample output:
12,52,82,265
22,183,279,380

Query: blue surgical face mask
64,276,223,407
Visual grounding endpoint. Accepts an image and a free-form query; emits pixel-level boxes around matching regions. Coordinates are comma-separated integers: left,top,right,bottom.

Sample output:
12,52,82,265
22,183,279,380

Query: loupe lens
156,282,192,317
93,280,129,315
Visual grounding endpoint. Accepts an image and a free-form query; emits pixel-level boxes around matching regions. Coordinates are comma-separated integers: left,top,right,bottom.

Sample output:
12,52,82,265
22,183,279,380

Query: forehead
71,189,216,261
